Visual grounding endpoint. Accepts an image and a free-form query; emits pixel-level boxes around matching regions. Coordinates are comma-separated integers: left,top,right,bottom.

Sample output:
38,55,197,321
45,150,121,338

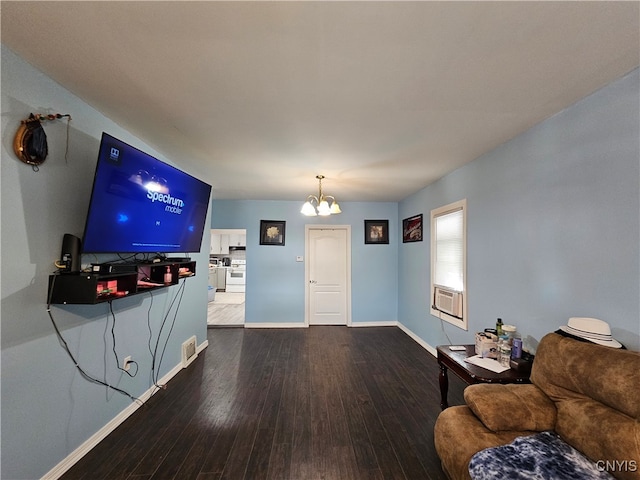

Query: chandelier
301,175,342,216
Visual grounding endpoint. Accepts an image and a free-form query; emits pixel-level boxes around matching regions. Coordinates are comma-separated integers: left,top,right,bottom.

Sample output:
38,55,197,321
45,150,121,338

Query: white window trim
430,199,468,330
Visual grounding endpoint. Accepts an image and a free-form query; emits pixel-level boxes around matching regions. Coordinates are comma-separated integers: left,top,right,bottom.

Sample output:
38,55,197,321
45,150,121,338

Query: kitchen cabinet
216,267,227,291
229,233,246,247
211,234,220,254
208,267,227,290
211,234,230,254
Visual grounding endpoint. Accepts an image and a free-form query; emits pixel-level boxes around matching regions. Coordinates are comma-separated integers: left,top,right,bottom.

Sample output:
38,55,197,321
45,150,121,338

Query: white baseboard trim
42,340,209,480
197,339,209,354
242,322,401,329
244,322,308,328
350,321,398,327
397,322,438,357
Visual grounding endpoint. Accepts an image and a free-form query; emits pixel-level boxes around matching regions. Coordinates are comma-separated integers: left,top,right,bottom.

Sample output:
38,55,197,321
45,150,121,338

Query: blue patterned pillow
469,431,614,479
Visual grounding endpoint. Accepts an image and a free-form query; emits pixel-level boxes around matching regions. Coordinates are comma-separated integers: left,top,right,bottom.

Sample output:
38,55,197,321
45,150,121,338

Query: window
430,199,467,330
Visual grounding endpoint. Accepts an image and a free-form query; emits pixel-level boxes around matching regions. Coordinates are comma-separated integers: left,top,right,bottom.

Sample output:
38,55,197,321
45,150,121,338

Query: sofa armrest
464,383,557,432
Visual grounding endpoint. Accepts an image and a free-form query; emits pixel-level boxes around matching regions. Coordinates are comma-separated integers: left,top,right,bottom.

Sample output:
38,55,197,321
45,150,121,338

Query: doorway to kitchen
208,229,246,327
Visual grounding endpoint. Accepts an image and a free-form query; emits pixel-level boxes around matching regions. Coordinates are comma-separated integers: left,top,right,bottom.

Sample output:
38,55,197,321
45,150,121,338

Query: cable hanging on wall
13,112,72,171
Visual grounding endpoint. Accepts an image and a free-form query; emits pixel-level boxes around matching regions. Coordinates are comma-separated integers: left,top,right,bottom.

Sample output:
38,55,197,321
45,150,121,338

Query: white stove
226,259,246,293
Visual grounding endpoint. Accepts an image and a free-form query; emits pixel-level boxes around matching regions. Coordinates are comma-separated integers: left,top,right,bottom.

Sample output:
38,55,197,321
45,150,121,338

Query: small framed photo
364,220,389,244
260,220,286,246
402,214,423,243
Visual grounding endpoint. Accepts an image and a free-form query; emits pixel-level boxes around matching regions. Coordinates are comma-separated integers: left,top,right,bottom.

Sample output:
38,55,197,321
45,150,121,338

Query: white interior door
306,226,351,325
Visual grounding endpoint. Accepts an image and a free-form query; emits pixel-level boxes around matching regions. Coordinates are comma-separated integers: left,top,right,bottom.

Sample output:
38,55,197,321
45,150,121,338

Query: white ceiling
2,1,638,202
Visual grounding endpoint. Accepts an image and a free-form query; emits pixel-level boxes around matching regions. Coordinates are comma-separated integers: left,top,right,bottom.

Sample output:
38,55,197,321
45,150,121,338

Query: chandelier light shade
301,175,341,216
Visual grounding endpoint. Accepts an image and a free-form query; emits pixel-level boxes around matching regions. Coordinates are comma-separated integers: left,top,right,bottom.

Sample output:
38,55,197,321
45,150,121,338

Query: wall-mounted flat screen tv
82,133,212,254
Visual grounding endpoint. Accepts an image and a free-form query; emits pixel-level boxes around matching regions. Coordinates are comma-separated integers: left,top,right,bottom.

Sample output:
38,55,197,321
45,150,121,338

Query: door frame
304,224,352,327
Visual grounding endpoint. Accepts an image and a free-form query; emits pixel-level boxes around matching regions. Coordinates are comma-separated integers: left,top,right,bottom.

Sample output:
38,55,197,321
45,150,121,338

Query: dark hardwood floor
61,326,466,480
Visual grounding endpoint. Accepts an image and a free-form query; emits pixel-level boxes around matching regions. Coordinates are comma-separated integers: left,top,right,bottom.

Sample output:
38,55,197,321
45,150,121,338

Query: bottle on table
498,335,511,367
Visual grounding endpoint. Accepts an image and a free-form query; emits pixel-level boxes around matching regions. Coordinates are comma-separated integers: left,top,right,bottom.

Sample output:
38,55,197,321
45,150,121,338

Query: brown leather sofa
434,333,640,480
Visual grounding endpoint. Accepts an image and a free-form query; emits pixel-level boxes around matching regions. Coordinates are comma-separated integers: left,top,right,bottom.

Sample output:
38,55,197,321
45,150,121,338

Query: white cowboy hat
559,317,622,348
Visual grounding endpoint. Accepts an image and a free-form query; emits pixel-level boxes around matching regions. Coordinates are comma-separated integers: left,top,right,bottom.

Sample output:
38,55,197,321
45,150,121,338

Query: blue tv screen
82,133,212,254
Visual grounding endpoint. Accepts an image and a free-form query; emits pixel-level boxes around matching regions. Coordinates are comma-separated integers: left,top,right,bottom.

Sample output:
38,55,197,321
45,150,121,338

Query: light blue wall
1,45,211,479
399,69,640,351
211,200,399,325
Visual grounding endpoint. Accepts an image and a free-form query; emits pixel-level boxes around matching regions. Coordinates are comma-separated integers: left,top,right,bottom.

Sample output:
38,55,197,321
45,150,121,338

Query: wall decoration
13,112,72,171
402,214,423,243
260,220,286,246
364,219,389,244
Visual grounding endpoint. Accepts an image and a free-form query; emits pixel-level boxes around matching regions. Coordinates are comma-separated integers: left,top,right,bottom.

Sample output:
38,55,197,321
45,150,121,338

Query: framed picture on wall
364,220,389,244
402,214,423,243
260,220,286,246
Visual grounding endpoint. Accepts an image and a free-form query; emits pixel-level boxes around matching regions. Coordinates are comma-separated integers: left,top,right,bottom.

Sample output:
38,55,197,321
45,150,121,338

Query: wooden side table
437,344,531,410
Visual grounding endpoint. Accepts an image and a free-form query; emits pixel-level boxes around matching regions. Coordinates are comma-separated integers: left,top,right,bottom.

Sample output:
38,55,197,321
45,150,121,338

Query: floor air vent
181,336,198,368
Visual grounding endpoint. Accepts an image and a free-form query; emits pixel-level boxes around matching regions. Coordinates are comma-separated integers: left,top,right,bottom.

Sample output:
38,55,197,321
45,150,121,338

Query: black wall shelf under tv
47,260,196,305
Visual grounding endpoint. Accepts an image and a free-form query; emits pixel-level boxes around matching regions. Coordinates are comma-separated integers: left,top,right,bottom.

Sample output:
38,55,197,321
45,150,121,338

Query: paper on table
464,355,510,373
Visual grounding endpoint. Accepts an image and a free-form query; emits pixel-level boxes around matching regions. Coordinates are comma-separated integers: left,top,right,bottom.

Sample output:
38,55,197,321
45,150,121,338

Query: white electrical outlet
123,355,132,372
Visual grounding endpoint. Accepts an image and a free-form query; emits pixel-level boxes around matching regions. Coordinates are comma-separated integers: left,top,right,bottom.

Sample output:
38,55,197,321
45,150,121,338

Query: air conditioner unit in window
434,286,463,318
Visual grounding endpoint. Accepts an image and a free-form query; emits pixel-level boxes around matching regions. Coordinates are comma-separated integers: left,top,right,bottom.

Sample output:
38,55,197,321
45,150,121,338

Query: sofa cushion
554,399,640,480
468,431,615,480
464,383,556,432
531,333,640,420
434,405,534,480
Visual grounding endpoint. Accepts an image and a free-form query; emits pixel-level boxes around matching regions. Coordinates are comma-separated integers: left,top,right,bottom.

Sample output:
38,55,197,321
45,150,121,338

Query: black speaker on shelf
60,234,81,274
